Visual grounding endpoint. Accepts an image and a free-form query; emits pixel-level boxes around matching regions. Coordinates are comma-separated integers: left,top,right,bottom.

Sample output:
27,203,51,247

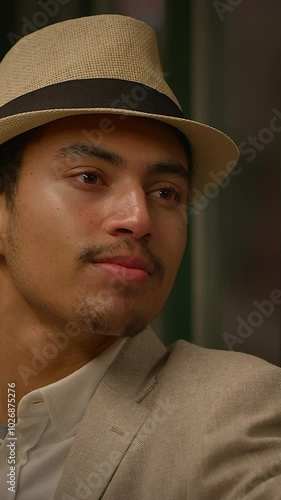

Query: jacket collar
54,325,166,500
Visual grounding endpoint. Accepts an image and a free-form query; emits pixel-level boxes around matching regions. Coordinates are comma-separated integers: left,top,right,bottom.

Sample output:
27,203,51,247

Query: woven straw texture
0,15,179,108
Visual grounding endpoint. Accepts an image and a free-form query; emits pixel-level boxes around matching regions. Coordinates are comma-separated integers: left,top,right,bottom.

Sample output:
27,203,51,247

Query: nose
102,185,153,240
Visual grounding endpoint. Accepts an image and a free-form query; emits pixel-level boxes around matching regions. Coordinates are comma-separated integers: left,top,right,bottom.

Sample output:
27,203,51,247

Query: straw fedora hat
0,14,239,200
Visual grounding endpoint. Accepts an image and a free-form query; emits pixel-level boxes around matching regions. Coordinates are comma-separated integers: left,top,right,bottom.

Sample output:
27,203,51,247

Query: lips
91,255,153,275
90,254,153,284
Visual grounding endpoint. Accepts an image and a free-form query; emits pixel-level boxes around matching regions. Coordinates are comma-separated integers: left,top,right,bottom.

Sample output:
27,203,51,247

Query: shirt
0,337,127,500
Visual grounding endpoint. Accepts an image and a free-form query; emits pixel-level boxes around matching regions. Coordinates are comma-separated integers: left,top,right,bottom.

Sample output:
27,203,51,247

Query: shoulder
165,337,280,378
144,338,281,498
156,338,281,409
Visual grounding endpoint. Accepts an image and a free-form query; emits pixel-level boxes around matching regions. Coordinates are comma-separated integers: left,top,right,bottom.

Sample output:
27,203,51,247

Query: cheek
11,186,81,272
160,222,187,276
21,205,66,253
21,178,104,245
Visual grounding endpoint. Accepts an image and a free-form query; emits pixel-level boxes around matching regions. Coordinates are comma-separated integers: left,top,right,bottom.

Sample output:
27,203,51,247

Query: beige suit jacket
54,327,281,500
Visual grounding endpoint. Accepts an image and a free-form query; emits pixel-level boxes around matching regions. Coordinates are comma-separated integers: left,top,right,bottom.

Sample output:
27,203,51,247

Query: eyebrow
54,143,190,185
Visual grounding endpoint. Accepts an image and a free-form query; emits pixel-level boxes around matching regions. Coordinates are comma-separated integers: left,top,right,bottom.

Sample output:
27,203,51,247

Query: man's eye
150,186,181,202
75,171,103,184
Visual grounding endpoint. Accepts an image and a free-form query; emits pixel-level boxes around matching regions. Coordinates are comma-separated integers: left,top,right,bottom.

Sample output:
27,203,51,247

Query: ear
0,195,9,256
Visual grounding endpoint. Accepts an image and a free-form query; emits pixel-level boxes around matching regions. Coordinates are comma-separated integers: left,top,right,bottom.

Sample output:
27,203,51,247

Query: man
0,13,280,500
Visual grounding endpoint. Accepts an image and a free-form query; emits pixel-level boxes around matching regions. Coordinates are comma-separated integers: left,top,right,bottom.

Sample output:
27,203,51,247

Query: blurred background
0,0,280,364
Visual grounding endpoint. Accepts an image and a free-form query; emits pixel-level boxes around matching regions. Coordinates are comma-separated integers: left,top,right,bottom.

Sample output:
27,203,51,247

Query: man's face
2,115,189,339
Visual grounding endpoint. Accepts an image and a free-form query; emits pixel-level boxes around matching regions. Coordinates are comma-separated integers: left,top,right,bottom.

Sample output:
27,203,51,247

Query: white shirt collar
17,337,127,439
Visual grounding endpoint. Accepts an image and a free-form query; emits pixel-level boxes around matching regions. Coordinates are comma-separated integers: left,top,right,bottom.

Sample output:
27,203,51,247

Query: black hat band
0,78,184,119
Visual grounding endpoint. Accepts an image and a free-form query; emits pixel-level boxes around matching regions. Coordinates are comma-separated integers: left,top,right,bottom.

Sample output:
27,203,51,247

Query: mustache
77,238,164,280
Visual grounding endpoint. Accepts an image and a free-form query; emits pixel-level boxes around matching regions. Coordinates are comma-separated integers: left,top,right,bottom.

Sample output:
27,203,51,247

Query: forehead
37,114,187,159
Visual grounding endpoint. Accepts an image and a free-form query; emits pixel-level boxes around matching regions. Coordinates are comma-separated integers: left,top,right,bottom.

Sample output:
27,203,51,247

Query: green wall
162,0,192,344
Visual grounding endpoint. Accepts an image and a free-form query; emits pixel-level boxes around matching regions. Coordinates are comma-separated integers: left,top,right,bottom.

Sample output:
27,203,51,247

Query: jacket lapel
54,326,166,500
